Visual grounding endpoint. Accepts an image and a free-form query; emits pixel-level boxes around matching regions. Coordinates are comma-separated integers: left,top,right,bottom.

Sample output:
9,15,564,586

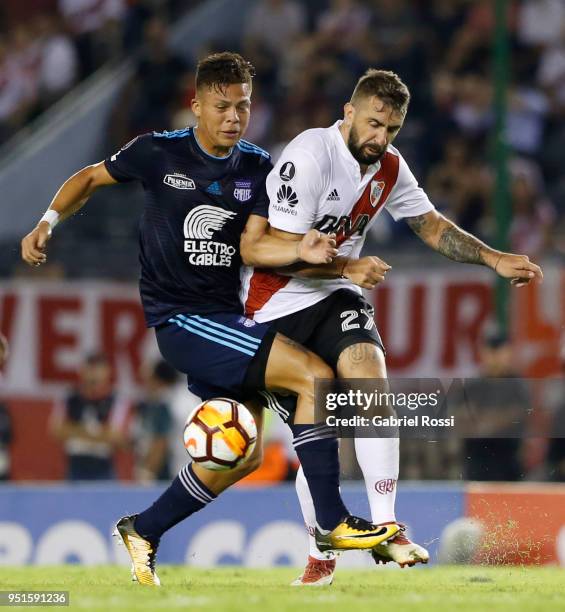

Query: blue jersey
104,128,272,327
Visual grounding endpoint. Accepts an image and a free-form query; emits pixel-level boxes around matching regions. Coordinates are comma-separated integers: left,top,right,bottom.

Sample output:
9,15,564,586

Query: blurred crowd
0,0,201,144
236,0,565,257
0,343,299,484
48,349,299,484
50,353,179,482
1,0,563,258
1,0,564,482
106,0,565,257
1,0,563,277
398,327,565,483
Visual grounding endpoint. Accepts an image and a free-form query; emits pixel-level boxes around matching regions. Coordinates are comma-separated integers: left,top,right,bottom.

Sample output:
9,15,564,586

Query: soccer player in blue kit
21,53,400,585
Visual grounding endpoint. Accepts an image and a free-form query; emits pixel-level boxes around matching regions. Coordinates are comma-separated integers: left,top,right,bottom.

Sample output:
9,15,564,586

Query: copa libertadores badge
279,161,295,182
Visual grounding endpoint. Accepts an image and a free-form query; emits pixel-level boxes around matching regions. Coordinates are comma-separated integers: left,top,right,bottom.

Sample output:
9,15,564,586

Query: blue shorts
156,313,275,401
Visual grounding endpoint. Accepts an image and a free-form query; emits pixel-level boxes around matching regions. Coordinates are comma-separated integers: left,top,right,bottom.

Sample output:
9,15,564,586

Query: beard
347,125,387,166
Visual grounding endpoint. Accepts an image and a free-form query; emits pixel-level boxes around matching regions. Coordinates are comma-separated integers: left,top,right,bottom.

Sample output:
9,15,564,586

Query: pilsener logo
183,205,237,266
164,173,195,190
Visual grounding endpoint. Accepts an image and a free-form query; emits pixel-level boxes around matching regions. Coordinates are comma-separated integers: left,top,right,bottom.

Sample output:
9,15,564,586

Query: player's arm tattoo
406,213,429,236
276,334,310,355
344,343,380,365
436,224,486,265
407,213,491,266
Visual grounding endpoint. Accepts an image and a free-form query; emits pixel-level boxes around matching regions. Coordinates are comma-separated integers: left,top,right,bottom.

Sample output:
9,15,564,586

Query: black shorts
257,289,385,423
270,288,384,369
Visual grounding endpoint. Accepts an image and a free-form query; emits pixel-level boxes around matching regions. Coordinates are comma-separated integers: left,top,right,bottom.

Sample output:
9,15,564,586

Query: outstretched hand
493,253,543,287
297,229,338,264
21,221,52,267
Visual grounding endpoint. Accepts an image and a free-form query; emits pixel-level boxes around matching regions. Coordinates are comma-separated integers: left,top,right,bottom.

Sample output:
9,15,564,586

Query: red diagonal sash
245,152,400,315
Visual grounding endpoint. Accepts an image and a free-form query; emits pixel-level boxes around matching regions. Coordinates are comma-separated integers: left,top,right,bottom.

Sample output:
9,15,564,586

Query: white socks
354,437,399,524
294,437,400,559
295,465,335,561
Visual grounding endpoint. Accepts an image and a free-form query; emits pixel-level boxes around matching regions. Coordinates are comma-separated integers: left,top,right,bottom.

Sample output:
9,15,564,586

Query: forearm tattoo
406,214,428,236
277,334,310,355
436,225,486,265
407,215,487,265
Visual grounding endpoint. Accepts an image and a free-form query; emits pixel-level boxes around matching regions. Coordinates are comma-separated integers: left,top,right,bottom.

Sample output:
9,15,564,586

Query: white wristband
40,210,60,229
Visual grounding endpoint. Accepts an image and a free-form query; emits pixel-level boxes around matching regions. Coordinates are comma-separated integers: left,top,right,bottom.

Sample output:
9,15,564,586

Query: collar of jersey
192,127,234,161
331,120,381,177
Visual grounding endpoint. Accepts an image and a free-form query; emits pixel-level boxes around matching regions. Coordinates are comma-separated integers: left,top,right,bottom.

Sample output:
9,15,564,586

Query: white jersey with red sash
240,121,435,323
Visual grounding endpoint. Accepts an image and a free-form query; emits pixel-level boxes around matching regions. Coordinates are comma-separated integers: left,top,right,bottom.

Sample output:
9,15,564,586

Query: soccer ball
183,398,257,470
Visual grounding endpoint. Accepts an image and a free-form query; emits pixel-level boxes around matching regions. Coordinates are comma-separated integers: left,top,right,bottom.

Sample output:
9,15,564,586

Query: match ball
183,398,257,470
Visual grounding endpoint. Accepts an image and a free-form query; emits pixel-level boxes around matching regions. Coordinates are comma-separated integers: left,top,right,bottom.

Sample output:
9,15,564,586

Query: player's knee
294,356,333,400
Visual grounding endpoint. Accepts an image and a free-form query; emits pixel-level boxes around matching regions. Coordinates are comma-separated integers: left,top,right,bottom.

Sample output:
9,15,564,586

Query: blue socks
134,426,347,541
134,463,216,543
291,424,347,531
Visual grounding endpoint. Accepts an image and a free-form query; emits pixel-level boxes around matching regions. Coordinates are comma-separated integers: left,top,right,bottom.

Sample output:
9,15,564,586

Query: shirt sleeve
104,133,152,183
250,160,274,218
267,146,326,234
384,152,435,221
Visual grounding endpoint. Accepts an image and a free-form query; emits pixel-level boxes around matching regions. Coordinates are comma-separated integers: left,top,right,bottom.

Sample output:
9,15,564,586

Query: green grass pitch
2,566,564,612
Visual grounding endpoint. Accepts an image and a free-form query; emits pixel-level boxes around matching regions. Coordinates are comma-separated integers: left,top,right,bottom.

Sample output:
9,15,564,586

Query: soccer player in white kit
240,69,543,585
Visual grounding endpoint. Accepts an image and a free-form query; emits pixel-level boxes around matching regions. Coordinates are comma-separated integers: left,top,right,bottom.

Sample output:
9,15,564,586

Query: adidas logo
206,181,222,196
327,189,340,201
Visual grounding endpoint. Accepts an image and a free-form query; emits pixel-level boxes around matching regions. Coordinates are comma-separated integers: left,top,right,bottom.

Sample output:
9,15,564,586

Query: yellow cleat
114,515,161,586
315,516,401,553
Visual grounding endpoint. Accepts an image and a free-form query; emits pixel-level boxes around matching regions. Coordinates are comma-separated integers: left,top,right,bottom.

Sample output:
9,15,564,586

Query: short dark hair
482,328,510,349
84,352,110,367
351,69,410,114
196,52,255,93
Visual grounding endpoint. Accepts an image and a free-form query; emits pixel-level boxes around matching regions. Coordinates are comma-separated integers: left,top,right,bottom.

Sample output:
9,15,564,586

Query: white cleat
371,523,429,568
291,556,336,586
113,515,161,586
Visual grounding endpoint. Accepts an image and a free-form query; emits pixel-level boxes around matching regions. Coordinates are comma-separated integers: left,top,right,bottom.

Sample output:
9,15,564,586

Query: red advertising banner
0,282,160,397
0,268,562,398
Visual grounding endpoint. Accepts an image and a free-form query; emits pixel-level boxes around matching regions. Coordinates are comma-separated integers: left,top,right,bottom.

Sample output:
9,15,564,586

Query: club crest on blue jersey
233,180,252,202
